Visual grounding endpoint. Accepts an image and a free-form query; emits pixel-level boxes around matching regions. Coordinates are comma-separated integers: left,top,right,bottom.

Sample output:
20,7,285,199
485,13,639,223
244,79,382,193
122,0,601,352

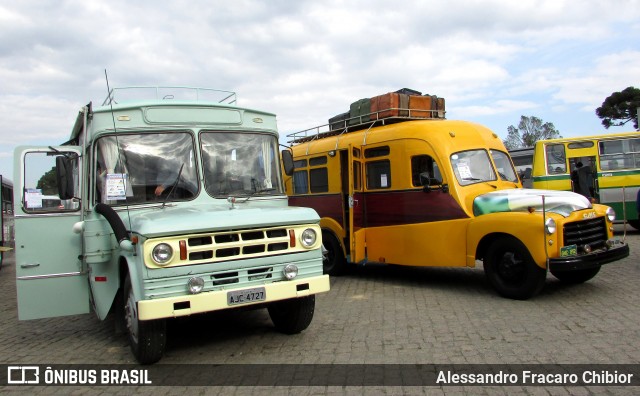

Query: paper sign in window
457,163,472,179
105,173,131,200
25,189,43,208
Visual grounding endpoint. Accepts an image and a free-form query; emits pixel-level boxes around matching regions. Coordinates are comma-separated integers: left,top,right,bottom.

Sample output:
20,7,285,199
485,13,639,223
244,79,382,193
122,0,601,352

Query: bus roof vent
102,87,237,106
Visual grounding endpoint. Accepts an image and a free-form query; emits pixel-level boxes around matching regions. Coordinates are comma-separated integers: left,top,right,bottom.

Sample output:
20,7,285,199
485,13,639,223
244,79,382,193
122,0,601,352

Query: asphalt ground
0,225,639,395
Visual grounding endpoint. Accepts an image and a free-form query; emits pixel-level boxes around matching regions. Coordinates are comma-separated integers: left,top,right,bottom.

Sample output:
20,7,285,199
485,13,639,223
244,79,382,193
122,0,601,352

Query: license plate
227,287,266,306
560,244,577,257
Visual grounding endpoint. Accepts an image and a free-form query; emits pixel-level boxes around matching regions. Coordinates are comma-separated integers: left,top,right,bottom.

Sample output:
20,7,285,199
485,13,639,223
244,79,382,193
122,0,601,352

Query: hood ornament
227,196,236,210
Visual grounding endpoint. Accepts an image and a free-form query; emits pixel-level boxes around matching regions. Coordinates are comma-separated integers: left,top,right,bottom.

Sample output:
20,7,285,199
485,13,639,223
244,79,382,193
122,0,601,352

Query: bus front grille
563,217,607,250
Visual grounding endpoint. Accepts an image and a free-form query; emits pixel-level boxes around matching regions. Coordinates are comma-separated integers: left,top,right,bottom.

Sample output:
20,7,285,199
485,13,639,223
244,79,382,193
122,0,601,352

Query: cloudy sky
1,0,639,181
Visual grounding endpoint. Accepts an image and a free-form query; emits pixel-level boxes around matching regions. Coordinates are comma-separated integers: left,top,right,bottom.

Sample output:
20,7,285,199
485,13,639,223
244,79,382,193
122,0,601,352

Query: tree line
504,86,640,150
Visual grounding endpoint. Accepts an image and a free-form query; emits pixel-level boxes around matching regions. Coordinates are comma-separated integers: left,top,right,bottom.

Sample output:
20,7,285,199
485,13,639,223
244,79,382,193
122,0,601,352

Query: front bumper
138,274,330,321
548,243,629,272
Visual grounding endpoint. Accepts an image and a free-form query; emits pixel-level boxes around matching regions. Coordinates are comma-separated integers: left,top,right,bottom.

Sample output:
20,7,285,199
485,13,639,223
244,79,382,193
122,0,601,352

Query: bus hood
125,203,320,238
473,189,592,218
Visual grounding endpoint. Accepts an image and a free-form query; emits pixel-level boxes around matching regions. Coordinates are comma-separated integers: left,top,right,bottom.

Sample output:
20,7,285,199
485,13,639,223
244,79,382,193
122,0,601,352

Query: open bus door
348,145,366,263
569,156,597,200
14,146,89,320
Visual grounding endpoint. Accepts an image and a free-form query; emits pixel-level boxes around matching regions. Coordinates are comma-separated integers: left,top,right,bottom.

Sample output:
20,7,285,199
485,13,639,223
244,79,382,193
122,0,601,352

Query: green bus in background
532,132,640,229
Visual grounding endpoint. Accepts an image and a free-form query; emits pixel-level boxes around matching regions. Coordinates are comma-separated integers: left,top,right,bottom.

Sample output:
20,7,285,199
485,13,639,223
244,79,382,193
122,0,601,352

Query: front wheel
268,295,315,335
551,266,601,284
123,275,166,364
322,232,346,275
484,236,546,300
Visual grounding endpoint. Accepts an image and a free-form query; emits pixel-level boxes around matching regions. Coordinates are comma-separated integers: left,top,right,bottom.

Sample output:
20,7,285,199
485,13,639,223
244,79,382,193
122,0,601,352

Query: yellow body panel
365,219,469,267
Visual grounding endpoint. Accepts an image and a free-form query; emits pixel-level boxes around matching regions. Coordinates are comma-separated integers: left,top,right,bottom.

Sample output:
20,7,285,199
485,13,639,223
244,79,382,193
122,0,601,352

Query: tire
551,266,601,284
322,232,346,275
268,295,315,335
628,220,640,230
484,236,546,300
124,275,166,364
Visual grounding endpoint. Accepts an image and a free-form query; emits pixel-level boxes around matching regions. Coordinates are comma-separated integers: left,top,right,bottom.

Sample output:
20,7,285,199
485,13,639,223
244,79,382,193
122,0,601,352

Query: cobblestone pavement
0,227,639,395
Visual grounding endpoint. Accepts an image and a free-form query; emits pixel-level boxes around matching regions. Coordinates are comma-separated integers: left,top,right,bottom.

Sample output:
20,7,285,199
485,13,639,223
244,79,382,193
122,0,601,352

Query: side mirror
419,172,448,193
55,156,74,200
281,149,294,176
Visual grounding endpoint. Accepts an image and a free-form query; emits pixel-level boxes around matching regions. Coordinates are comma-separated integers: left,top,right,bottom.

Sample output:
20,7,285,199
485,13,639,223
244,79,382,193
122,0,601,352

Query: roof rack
102,86,237,106
286,107,445,144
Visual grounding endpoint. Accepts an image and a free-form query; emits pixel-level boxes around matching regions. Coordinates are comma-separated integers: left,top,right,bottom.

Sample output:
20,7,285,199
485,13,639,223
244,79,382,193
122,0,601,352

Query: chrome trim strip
17,271,84,281
14,212,82,219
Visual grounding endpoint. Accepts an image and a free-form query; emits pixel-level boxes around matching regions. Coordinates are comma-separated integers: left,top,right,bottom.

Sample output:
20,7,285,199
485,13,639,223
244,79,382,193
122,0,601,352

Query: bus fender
467,213,548,268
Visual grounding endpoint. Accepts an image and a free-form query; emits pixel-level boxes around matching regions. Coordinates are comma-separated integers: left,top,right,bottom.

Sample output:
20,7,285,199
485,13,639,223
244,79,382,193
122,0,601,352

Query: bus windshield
200,132,284,197
451,150,497,186
490,150,519,183
95,132,198,205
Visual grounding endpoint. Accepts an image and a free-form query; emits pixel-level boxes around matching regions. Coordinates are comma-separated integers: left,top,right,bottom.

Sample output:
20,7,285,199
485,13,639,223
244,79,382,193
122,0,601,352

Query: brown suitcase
371,92,410,119
371,92,396,119
409,95,433,118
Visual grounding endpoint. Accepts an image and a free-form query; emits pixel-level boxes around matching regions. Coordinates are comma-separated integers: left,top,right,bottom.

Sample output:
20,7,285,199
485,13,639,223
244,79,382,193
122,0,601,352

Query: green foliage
36,167,58,195
596,86,640,130
504,115,561,150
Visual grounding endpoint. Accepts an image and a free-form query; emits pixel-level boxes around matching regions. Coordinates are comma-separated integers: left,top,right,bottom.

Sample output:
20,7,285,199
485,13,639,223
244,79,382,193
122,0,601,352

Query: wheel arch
468,212,549,269
321,227,345,256
108,254,140,316
475,232,515,262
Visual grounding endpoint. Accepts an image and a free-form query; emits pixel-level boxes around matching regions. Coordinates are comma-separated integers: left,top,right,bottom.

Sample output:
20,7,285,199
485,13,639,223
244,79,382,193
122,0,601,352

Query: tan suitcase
409,95,433,118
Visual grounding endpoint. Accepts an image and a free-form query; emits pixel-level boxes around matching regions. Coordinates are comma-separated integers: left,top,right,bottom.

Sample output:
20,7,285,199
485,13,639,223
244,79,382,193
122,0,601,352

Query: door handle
348,196,358,208
21,263,40,269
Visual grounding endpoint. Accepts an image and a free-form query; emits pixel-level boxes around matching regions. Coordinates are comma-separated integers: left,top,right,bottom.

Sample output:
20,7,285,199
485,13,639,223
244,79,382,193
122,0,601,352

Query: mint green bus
13,87,329,364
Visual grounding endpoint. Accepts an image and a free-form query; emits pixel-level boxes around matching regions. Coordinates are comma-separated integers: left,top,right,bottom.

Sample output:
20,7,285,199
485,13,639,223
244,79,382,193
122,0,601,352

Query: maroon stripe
289,195,344,226
361,190,468,227
289,190,468,228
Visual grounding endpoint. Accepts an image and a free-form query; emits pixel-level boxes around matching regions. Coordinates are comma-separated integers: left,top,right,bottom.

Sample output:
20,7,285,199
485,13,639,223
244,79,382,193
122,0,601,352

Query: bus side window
412,155,441,186
366,160,391,189
23,152,80,213
545,144,566,174
291,159,308,194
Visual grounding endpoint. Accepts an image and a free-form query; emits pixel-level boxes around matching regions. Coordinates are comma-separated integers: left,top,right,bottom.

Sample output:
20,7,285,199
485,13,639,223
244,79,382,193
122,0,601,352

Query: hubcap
497,251,525,283
125,287,139,343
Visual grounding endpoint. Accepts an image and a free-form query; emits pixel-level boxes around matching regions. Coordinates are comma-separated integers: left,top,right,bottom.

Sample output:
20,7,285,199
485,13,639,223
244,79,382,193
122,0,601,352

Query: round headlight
283,264,299,280
152,243,173,265
300,228,317,248
606,207,616,222
545,217,556,235
187,277,205,294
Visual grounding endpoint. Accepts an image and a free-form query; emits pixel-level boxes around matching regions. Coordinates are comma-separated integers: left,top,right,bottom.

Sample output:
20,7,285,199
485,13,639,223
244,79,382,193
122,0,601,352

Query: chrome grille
187,227,289,261
563,217,607,249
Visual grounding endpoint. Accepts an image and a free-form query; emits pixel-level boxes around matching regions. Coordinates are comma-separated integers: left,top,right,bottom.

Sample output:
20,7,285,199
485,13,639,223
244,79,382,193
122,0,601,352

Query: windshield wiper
161,164,184,208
